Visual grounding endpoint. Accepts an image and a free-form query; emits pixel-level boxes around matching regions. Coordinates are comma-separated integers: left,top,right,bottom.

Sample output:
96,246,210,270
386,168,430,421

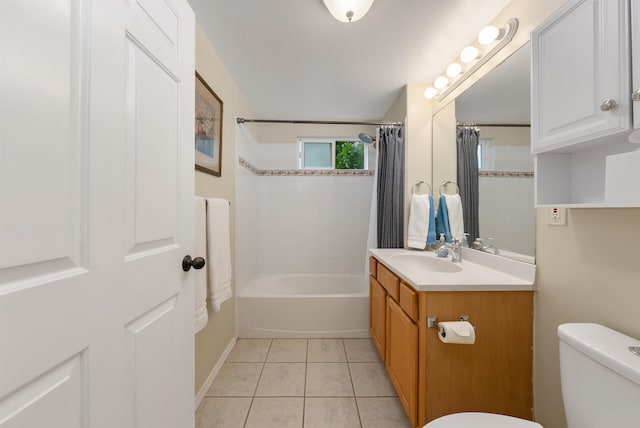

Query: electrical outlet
547,207,567,226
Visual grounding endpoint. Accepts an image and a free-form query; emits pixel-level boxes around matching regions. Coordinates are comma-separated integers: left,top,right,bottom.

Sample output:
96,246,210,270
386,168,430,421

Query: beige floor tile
226,339,272,362
206,363,263,397
267,339,308,362
305,362,354,397
357,397,412,428
255,363,306,396
349,362,397,397
195,397,251,428
304,397,361,428
344,339,381,362
307,339,346,362
244,397,304,428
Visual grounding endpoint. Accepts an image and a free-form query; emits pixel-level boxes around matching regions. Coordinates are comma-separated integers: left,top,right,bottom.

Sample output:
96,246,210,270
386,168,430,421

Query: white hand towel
407,194,430,249
206,198,232,312
194,196,208,333
444,194,465,242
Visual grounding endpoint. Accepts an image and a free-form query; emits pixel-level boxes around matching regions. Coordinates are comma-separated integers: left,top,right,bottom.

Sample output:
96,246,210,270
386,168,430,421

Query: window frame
298,137,368,170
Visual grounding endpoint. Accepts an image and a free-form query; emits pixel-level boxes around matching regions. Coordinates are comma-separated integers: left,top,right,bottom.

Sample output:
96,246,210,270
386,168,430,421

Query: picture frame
195,72,223,177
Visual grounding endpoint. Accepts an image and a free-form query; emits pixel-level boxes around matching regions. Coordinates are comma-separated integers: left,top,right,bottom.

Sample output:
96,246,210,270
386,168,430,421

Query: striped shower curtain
377,126,405,248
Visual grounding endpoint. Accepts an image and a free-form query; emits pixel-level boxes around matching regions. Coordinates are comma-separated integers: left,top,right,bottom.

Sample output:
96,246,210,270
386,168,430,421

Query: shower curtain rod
236,117,404,126
457,123,530,128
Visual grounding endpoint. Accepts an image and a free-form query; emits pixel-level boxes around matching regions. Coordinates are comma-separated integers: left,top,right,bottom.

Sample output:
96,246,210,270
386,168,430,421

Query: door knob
632,89,640,101
182,255,206,271
600,99,617,111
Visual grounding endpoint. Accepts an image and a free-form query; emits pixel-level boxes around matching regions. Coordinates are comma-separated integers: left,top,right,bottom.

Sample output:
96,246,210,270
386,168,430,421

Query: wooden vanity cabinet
369,256,534,428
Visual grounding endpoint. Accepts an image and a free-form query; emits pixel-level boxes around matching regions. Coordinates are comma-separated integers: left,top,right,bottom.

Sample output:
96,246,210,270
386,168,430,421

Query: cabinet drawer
369,256,378,277
399,281,418,322
376,263,399,301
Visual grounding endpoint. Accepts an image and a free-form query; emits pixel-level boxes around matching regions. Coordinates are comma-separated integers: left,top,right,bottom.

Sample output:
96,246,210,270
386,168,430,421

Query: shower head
358,133,376,144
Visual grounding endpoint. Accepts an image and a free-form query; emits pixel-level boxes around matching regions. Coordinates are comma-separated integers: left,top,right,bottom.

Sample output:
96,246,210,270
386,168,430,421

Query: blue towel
426,195,436,244
435,195,452,242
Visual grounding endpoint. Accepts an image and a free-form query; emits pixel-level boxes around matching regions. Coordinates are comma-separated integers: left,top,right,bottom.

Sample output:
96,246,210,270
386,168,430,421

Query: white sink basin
370,248,536,291
390,253,462,273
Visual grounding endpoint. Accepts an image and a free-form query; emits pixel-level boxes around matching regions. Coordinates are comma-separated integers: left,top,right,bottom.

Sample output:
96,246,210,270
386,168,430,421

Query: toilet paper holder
427,315,475,330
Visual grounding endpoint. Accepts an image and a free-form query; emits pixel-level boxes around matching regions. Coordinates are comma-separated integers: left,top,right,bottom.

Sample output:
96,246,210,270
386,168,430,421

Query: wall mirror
432,43,534,263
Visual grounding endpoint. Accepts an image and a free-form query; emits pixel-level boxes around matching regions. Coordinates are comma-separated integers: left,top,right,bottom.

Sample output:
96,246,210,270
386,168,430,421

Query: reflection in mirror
432,43,534,263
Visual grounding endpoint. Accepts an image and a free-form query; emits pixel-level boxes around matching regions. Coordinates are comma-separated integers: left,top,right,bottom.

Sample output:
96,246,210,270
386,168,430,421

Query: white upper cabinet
532,0,640,207
532,0,630,154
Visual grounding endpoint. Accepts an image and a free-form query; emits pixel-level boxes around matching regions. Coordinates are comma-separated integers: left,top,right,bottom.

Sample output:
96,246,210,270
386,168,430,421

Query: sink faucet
436,240,463,262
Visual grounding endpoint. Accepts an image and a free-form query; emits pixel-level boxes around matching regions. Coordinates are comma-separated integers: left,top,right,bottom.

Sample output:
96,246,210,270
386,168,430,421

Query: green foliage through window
335,141,365,169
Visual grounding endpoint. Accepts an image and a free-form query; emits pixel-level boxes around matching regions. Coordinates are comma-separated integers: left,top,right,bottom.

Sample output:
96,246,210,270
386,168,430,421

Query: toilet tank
558,323,640,428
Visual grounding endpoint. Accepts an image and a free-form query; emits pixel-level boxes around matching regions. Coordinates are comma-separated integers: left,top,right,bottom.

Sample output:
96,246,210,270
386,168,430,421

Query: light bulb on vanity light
446,62,462,78
478,25,503,45
460,46,480,63
434,76,448,89
424,87,437,99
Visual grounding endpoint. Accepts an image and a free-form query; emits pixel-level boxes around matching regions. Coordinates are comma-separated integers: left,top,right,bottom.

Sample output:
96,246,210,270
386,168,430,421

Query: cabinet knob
600,99,617,111
632,89,640,102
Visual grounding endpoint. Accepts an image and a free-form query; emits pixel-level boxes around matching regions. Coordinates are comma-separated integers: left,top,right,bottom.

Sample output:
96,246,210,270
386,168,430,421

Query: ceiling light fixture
424,18,519,100
323,0,375,23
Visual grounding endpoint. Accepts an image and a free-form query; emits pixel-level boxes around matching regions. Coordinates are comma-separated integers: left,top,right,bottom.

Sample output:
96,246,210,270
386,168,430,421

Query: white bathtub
237,274,371,338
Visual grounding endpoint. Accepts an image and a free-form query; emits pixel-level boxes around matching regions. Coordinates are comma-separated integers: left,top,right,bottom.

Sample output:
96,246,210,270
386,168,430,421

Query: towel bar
411,180,432,195
439,180,459,196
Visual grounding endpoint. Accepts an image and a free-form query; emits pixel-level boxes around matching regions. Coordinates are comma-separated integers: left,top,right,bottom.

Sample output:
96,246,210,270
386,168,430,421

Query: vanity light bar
424,18,519,100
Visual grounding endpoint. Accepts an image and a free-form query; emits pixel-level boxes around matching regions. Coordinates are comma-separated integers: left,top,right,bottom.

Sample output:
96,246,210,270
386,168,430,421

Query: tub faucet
436,240,462,262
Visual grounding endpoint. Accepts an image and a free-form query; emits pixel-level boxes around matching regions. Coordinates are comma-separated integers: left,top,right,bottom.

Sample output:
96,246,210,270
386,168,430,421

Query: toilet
423,323,640,428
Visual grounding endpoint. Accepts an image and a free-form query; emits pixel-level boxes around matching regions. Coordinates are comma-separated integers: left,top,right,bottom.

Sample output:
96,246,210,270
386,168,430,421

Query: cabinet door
532,0,630,153
386,297,419,427
370,277,386,361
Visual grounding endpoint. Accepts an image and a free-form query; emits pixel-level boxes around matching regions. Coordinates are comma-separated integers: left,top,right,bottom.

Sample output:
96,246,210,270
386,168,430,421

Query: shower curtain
456,126,480,243
376,126,405,248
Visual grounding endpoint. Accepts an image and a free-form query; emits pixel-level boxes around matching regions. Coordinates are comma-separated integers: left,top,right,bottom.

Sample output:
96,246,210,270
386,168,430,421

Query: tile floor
196,338,413,428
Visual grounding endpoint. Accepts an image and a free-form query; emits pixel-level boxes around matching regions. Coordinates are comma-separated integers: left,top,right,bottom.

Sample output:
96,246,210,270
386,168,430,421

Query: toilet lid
423,412,543,428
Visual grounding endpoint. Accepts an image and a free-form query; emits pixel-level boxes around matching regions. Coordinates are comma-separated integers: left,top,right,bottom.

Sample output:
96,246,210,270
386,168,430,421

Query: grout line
343,340,364,427
302,339,309,427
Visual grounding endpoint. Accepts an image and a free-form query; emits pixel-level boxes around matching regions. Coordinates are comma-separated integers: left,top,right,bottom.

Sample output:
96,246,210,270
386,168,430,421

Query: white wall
235,126,260,296
257,175,373,275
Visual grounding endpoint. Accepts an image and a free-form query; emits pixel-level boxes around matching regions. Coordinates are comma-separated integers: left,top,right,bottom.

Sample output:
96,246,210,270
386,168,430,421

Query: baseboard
195,336,237,409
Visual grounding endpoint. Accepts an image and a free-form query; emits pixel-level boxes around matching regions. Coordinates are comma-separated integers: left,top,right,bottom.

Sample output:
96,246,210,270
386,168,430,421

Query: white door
0,1,196,427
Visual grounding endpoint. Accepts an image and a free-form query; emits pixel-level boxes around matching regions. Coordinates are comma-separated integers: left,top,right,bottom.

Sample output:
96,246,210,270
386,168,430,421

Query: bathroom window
478,139,493,170
298,138,368,170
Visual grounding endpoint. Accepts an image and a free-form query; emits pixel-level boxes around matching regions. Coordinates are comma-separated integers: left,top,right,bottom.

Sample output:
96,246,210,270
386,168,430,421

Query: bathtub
237,274,371,338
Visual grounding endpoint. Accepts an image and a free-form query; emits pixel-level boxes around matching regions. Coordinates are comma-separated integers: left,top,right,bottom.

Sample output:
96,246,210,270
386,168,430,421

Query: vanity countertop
369,247,536,292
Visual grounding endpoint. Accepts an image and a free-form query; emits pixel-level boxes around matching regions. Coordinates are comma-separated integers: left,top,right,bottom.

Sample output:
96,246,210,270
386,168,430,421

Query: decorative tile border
239,156,374,177
479,171,534,178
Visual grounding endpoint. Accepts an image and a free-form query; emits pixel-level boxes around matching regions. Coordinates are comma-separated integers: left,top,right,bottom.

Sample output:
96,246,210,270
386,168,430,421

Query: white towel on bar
444,193,465,242
206,198,232,312
194,196,208,333
407,194,430,249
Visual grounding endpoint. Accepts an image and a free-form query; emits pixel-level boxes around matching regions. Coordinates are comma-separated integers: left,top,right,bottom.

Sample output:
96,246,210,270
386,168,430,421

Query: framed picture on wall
195,72,223,177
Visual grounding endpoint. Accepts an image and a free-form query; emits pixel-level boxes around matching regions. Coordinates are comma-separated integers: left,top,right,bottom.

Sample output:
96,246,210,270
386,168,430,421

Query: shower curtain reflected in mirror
456,125,480,244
